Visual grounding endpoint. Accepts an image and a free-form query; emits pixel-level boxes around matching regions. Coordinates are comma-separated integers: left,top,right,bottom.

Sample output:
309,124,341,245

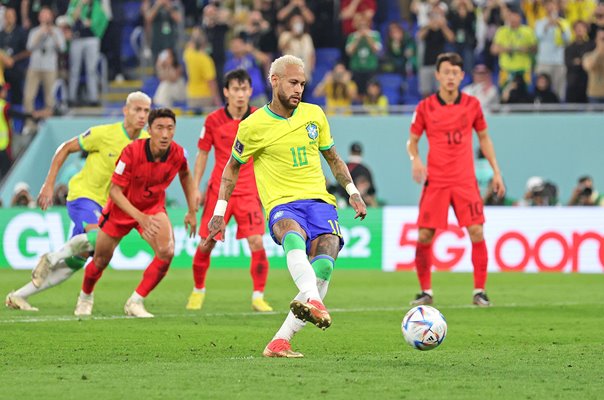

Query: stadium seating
376,73,403,105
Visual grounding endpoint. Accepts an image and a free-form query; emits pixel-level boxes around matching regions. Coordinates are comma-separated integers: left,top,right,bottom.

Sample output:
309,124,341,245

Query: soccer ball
401,305,447,351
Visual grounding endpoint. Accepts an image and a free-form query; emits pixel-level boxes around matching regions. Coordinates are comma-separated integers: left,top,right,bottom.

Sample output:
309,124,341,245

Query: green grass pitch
1,268,603,399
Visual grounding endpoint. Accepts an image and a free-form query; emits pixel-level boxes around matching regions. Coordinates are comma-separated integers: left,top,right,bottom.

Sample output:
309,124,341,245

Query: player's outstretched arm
38,137,81,210
407,134,427,184
477,129,505,198
321,146,367,220
193,149,210,208
203,156,242,245
179,166,198,238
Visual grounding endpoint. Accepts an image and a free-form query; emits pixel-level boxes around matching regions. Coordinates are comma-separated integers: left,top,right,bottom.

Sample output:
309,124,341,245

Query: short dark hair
224,68,252,89
148,108,176,126
436,52,464,71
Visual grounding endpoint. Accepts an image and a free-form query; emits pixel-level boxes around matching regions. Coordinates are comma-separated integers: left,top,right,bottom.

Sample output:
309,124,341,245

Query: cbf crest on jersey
306,122,319,140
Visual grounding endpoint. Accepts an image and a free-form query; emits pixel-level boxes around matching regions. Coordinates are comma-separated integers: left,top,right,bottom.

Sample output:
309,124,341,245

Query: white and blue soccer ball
401,305,447,351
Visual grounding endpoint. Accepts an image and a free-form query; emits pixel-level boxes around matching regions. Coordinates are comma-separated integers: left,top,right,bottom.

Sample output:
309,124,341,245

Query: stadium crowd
0,0,603,199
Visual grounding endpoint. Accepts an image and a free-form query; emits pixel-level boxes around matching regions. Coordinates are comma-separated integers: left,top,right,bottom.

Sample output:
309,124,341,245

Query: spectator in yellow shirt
362,79,389,115
313,62,358,115
565,0,597,27
491,6,537,87
183,27,220,111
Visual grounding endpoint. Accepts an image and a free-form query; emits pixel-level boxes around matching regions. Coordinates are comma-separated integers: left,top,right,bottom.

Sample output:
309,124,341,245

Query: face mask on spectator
293,22,304,34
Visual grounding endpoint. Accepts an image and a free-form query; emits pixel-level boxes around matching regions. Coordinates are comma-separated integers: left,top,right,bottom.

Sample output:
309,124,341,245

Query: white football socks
48,233,93,265
286,249,320,301
252,290,264,300
14,261,75,298
273,278,329,342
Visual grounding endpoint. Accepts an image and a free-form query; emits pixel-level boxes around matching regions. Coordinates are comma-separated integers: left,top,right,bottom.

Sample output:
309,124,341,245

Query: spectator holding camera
313,62,358,115
491,6,537,88
142,0,183,63
448,0,477,75
277,0,315,28
24,7,65,131
278,13,315,83
582,28,604,104
534,0,571,100
565,21,592,103
345,13,382,96
417,6,454,97
568,176,604,206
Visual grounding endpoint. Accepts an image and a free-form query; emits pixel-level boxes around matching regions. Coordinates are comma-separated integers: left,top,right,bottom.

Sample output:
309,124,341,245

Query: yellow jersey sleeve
231,121,258,164
317,107,334,151
78,127,102,153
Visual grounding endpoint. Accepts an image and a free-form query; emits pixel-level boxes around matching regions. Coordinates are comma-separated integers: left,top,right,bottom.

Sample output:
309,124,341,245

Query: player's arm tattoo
321,146,353,188
219,156,242,201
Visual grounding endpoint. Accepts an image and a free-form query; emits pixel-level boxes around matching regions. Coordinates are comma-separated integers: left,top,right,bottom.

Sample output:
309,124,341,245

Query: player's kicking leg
33,199,101,287
125,213,174,318
264,219,340,358
7,258,87,311
32,233,94,287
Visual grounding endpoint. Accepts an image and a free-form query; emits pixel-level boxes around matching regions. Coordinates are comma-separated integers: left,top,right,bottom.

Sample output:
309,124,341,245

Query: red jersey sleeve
111,144,133,187
473,101,488,132
410,101,426,136
179,148,189,172
197,116,214,152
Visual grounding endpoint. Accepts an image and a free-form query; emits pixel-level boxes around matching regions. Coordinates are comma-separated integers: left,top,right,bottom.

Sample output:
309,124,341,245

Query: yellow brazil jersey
231,102,337,215
67,122,149,206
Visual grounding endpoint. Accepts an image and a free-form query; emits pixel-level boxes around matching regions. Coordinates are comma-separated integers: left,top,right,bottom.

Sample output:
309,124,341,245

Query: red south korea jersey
410,92,487,186
107,138,188,217
198,106,258,196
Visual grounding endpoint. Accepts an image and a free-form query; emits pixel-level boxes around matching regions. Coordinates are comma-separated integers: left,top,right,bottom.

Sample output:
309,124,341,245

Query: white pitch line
0,302,597,324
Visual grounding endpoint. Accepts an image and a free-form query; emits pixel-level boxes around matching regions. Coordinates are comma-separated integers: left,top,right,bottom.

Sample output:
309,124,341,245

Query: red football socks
415,242,433,292
192,248,211,290
472,240,488,290
250,249,269,292
82,260,104,295
135,257,171,297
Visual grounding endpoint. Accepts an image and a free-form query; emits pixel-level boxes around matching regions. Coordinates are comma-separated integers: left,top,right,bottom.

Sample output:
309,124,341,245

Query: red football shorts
200,189,265,240
99,208,166,238
417,181,485,229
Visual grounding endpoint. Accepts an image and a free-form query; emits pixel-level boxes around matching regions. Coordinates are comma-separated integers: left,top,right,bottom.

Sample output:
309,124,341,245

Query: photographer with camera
568,176,604,206
522,176,559,206
10,182,35,208
313,62,358,115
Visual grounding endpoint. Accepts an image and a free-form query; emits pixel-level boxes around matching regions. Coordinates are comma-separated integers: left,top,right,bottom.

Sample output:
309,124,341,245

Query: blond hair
126,91,151,106
267,55,305,83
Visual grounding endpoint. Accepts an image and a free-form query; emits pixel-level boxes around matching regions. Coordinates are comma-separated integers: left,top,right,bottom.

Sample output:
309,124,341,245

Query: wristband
345,183,360,196
213,199,228,216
